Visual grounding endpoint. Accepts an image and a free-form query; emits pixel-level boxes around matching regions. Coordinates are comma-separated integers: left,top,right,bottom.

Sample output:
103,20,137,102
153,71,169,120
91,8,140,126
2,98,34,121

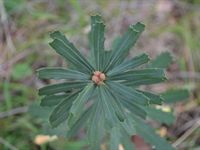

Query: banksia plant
37,15,175,150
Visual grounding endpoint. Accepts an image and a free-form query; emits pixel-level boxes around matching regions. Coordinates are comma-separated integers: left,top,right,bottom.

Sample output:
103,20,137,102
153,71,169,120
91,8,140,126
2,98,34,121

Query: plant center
92,71,106,85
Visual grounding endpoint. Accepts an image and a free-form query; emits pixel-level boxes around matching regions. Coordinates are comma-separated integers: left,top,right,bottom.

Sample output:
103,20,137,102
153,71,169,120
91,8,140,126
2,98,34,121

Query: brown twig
0,106,28,119
0,137,19,150
173,119,200,148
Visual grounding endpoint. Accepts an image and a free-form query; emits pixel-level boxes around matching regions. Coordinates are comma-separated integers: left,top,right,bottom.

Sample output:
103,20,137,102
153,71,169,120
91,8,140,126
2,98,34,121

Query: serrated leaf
106,81,149,105
104,22,145,72
49,31,94,74
145,107,175,125
90,15,105,70
138,90,163,105
49,92,78,127
161,89,189,103
132,115,174,150
69,83,95,122
148,52,173,69
38,81,88,95
87,94,105,147
107,53,150,76
40,94,69,107
37,67,90,80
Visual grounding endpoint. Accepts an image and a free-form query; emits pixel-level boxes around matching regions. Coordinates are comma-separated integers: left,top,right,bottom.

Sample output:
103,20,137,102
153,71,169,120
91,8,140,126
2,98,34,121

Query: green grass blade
38,81,88,95
104,22,145,72
107,53,150,76
49,31,94,74
106,81,149,105
37,67,90,80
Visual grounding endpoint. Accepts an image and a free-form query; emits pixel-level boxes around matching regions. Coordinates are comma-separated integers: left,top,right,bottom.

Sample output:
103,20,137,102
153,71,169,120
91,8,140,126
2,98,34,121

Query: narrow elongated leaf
87,95,105,147
49,31,94,74
104,22,145,72
121,117,136,136
145,107,175,125
40,94,69,107
105,85,126,122
107,53,150,76
115,69,167,86
49,92,78,127
38,81,88,95
67,106,92,137
148,52,173,69
133,115,174,150
109,127,121,150
90,15,105,70
69,83,95,120
138,90,163,105
106,81,149,105
120,98,147,119
110,68,166,81
123,78,166,86
37,67,90,80
161,89,189,103
98,86,121,127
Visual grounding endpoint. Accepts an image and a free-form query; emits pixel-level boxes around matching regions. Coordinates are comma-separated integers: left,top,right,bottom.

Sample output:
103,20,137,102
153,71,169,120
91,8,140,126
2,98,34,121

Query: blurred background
0,0,200,149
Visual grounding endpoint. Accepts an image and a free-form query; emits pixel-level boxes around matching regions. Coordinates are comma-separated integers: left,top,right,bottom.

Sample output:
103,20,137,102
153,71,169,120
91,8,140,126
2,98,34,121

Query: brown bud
99,73,106,80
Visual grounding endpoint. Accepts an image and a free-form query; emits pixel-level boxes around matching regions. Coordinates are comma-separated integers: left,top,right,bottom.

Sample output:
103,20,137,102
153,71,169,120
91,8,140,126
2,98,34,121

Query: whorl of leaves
37,15,189,150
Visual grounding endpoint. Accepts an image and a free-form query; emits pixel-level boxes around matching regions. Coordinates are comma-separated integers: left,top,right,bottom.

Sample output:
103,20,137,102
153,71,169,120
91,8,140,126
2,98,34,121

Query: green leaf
87,94,105,147
115,69,167,86
40,94,69,107
90,15,105,70
49,31,94,74
107,53,150,76
37,67,90,80
106,81,149,105
11,63,32,80
120,98,147,119
69,83,95,122
133,115,174,150
148,52,173,69
49,92,78,127
98,86,122,127
38,81,88,95
104,22,145,72
67,106,92,138
161,89,189,103
109,127,121,150
110,68,166,81
138,90,163,105
145,107,175,125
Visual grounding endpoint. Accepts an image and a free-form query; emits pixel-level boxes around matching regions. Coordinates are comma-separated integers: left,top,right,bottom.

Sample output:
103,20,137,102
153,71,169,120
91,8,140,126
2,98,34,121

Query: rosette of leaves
37,15,175,150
